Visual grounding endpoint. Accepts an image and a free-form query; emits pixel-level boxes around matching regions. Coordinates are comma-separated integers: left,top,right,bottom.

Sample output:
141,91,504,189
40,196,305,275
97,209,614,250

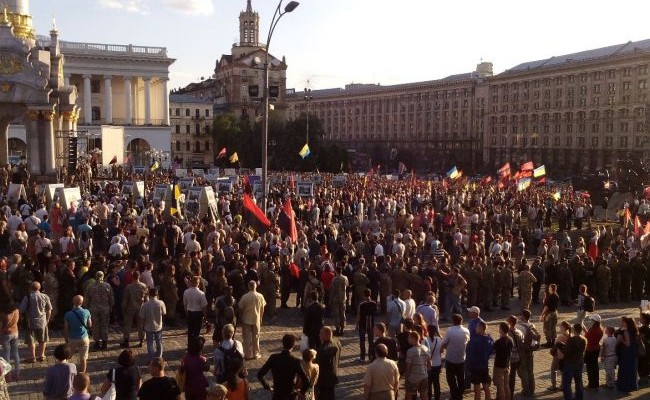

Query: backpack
583,295,595,312
522,323,540,352
217,343,244,382
509,330,523,363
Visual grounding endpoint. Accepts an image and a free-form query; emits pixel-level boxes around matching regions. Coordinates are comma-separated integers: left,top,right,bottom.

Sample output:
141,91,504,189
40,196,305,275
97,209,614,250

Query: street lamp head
284,1,299,13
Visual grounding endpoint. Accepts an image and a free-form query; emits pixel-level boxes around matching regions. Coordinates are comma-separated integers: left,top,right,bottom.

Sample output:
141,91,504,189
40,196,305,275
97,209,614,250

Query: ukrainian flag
299,143,311,159
517,177,531,191
149,160,160,172
446,166,460,180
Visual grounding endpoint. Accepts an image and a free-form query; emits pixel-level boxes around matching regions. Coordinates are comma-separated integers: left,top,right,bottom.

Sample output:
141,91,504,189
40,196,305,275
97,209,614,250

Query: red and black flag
278,197,298,243
109,156,118,165
242,193,271,233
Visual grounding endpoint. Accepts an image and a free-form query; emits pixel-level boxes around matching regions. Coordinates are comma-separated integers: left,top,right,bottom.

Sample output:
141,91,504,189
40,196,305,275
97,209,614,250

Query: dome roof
5,0,29,15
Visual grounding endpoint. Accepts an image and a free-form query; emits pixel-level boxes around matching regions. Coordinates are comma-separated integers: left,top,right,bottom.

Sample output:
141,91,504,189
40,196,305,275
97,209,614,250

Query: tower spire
246,0,252,12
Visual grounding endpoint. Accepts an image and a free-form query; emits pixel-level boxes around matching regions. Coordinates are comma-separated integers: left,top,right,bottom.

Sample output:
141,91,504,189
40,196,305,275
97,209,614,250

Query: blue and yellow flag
299,143,311,159
149,160,160,172
170,177,181,215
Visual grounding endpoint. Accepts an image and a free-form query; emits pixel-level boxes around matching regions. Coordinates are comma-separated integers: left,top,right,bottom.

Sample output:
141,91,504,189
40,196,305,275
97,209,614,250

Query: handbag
176,361,186,391
101,368,116,400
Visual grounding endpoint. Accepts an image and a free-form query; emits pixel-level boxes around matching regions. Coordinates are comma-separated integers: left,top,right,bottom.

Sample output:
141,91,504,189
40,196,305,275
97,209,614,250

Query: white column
64,74,71,87
43,112,56,175
124,76,133,125
144,77,152,125
161,77,170,126
83,74,92,124
103,75,113,124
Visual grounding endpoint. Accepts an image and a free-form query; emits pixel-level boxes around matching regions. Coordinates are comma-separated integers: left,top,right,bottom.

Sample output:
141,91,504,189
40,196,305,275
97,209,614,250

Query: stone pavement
7,294,650,400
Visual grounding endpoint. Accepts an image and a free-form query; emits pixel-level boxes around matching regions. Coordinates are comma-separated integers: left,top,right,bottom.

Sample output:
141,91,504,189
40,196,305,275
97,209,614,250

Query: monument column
43,110,57,175
124,76,133,125
0,121,8,166
144,77,152,125
83,74,92,124
27,110,41,174
104,75,113,124
161,77,170,126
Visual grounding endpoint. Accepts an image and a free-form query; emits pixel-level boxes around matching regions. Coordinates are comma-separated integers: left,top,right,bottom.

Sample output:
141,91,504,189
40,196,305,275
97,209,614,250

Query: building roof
505,39,650,74
288,71,484,99
169,94,212,104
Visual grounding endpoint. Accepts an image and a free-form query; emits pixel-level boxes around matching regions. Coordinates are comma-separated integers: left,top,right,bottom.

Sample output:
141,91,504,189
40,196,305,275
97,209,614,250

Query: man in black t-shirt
541,283,560,347
137,357,181,400
357,288,377,362
372,322,398,362
493,322,513,400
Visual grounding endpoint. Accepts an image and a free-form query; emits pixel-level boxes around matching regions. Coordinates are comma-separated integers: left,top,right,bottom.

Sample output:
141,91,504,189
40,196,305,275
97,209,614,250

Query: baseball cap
467,306,481,314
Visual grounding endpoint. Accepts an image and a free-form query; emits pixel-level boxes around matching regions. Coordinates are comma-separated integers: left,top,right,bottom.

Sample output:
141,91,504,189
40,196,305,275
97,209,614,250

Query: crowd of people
0,169,649,400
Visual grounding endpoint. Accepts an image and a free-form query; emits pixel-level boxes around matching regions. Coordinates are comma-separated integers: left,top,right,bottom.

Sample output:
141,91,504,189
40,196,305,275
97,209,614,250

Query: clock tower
239,0,259,46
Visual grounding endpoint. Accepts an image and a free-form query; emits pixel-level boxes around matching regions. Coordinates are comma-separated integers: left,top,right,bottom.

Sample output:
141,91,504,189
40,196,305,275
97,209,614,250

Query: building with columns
5,3,175,169
169,94,214,167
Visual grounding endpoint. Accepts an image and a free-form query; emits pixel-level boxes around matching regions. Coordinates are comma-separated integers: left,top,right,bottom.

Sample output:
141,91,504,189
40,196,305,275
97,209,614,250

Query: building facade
287,40,650,176
177,0,288,120
169,94,214,167
484,40,650,173
7,19,175,168
286,63,493,172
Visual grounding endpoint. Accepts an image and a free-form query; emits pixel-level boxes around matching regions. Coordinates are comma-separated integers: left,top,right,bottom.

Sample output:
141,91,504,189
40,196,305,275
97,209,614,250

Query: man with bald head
238,280,266,359
64,294,92,372
19,281,52,362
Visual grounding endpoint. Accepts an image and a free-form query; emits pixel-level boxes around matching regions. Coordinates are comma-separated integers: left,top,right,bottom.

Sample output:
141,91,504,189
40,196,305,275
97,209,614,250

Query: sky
31,0,650,92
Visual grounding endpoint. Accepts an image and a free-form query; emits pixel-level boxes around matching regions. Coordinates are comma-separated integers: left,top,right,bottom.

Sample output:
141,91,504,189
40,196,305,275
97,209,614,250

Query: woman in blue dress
616,316,639,392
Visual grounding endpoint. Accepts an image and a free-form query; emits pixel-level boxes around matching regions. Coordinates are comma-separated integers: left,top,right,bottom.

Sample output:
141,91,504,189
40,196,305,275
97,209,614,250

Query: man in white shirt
184,233,202,254
140,263,155,289
415,294,439,332
401,289,416,320
140,287,166,361
441,314,470,400
183,276,208,342
7,210,22,235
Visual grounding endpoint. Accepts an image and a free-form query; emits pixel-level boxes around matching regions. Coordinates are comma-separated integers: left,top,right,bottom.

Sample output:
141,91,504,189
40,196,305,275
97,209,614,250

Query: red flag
498,163,511,178
109,156,117,165
520,161,534,171
635,216,642,237
278,197,298,243
242,193,271,233
217,147,227,159
243,175,251,193
481,176,492,184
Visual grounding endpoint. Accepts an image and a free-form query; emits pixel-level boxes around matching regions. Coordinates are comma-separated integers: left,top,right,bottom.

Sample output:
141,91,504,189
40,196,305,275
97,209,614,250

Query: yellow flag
229,152,239,164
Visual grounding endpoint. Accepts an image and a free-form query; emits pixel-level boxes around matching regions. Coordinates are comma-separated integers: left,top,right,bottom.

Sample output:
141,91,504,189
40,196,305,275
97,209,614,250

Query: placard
217,179,233,193
7,183,26,203
255,168,262,175
192,169,205,177
134,181,145,198
297,182,314,197
122,181,134,196
153,184,169,201
179,178,194,192
332,175,346,187
133,166,146,175
54,187,82,210
224,168,237,177
45,183,65,205
175,168,188,178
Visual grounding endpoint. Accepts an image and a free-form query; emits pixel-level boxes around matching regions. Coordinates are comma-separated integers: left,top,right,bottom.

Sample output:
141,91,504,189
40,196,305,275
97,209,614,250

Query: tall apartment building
485,39,650,173
169,94,214,167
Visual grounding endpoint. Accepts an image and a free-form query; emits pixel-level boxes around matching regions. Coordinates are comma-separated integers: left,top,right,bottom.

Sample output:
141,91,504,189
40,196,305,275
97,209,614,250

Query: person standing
560,323,587,400
492,322,513,400
238,280,266,360
372,323,398,362
363,343,399,400
516,309,540,397
404,331,430,400
84,271,113,350
64,295,92,373
386,289,406,338
506,316,523,398
358,288,378,362
303,291,325,350
19,281,52,362
540,284,560,348
441,314,470,400
121,270,148,348
415,294,439,335
517,264,536,312
159,265,179,327
583,314,603,390
600,326,617,389
616,316,639,392
330,266,348,336
466,320,494,400
315,326,341,400
0,303,19,381
43,344,77,400
137,357,182,400
140,287,166,361
183,276,208,343
257,334,309,400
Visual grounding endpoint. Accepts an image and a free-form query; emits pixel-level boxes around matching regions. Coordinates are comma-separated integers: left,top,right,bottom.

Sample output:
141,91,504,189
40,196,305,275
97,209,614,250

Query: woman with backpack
576,284,595,323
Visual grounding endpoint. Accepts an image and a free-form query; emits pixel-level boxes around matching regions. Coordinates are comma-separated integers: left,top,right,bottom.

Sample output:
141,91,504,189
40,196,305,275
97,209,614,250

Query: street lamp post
262,0,299,212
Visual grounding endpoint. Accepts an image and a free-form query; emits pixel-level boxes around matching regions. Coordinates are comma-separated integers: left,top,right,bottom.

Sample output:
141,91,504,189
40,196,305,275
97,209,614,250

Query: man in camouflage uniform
619,255,632,302
121,270,148,347
631,253,647,301
517,263,537,311
84,271,114,350
330,266,349,336
352,264,370,313
466,262,481,308
259,262,280,319
480,262,495,312
499,261,513,310
559,261,574,306
596,259,611,305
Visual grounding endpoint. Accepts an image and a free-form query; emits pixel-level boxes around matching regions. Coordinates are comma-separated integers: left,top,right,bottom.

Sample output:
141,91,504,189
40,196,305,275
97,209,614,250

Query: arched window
205,141,210,151
195,141,201,152
175,141,181,151
186,141,190,151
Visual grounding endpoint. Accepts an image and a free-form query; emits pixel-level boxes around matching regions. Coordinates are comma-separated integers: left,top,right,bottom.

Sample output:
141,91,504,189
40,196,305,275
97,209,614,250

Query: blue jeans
146,330,163,361
1,334,20,377
562,364,584,400
358,329,373,360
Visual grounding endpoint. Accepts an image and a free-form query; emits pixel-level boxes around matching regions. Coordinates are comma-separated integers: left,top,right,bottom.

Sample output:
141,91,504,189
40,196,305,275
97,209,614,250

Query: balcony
36,36,168,58
80,118,168,126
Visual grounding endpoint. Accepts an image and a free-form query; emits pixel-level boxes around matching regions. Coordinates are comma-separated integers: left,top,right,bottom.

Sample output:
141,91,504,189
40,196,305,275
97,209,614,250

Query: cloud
164,0,215,16
98,0,214,16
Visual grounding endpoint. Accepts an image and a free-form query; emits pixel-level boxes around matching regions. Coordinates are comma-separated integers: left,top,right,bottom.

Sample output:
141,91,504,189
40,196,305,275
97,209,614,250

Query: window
593,84,600,93
605,137,613,146
554,136,560,146
640,80,647,89
185,125,190,134
205,109,210,117
623,67,631,77
195,124,201,134
185,109,190,116
91,107,101,121
175,125,180,134
623,81,631,91
175,108,180,116
205,141,210,151
640,65,648,75
566,136,573,146
620,136,628,147
591,137,598,148
186,141,190,151
578,136,585,147
91,80,101,93
175,141,181,151
195,141,201,152
195,109,200,118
